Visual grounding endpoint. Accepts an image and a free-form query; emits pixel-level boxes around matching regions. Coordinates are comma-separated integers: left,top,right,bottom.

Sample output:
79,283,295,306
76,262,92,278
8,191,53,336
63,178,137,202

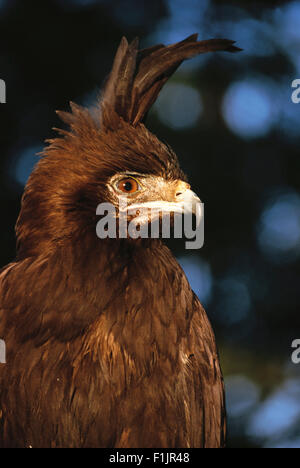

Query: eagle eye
117,177,140,194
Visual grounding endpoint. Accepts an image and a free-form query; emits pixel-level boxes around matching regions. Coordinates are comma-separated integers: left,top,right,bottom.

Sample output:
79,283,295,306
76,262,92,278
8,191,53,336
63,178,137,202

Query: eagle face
106,171,201,232
92,119,202,236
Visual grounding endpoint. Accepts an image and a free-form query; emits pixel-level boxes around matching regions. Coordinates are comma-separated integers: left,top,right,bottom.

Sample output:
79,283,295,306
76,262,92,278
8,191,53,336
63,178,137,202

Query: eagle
0,34,240,448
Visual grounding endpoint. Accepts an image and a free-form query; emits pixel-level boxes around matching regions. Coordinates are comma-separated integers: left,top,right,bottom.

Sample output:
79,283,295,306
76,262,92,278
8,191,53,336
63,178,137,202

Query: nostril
176,192,183,197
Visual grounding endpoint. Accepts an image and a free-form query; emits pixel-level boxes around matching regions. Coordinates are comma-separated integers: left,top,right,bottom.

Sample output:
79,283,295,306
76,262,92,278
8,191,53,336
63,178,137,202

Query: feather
100,34,242,127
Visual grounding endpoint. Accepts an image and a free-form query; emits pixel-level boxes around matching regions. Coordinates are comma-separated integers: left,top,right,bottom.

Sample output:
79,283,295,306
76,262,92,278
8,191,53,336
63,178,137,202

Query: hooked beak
175,188,202,224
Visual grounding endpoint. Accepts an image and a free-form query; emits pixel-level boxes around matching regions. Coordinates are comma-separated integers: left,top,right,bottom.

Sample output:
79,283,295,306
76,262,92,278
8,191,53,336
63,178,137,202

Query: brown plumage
0,34,240,448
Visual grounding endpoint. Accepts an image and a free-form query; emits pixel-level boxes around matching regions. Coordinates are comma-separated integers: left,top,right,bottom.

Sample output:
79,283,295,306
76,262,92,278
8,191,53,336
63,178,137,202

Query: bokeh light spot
154,83,202,130
149,0,209,47
216,276,251,325
10,146,42,187
222,80,277,139
177,256,213,306
230,18,274,57
257,191,300,262
225,375,260,418
279,1,300,41
247,379,300,441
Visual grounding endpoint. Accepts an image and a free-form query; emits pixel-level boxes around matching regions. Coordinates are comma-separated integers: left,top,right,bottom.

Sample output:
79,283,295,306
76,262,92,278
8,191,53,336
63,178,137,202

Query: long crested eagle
0,34,241,448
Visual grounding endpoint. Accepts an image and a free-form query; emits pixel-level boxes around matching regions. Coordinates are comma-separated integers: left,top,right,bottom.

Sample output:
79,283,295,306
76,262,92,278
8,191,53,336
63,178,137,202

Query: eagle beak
175,188,203,225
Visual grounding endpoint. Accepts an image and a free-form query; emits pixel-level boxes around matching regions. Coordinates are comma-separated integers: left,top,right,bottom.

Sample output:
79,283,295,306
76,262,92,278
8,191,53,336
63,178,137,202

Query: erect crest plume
99,33,241,128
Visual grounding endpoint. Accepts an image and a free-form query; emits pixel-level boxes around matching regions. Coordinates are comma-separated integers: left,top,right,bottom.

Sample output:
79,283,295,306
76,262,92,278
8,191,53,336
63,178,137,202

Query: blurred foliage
0,0,300,448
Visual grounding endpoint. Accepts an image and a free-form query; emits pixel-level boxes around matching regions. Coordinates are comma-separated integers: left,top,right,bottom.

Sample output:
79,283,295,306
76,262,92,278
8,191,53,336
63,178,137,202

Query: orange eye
117,177,140,194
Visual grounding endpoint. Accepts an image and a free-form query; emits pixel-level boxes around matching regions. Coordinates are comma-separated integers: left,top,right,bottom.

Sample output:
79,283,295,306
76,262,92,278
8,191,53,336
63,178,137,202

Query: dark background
1,0,300,448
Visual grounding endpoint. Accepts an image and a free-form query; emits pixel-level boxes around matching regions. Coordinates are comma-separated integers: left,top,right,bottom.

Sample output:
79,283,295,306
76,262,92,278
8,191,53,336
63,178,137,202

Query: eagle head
15,35,241,258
